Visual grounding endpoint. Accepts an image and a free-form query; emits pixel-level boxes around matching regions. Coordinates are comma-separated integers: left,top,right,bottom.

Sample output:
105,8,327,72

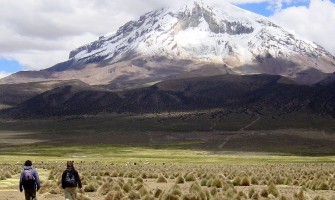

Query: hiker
61,161,82,200
19,160,41,200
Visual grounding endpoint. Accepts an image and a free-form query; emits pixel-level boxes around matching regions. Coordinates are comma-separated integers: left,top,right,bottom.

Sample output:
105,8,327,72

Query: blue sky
0,0,335,78
0,58,22,72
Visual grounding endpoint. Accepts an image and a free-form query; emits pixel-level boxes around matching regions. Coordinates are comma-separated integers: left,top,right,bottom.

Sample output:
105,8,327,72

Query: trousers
64,187,78,200
24,189,36,200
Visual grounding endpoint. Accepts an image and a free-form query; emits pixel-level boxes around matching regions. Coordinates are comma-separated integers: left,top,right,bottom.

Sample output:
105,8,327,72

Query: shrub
185,173,196,182
189,182,206,199
122,182,132,193
154,188,163,198
251,192,260,200
240,177,251,186
77,194,91,200
4,171,12,178
250,176,259,185
267,183,280,197
248,187,255,198
318,182,330,190
111,171,118,177
105,190,124,200
211,178,223,188
128,190,141,199
260,188,268,198
97,182,112,195
169,184,183,197
84,184,96,192
142,194,155,200
210,187,217,196
200,178,207,186
138,186,149,196
157,175,167,183
48,174,54,180
293,188,309,200
232,177,241,186
176,176,185,184
141,172,148,179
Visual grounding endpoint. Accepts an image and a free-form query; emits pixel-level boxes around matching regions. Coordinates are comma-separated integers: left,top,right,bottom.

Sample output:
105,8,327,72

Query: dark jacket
61,167,82,189
19,166,40,191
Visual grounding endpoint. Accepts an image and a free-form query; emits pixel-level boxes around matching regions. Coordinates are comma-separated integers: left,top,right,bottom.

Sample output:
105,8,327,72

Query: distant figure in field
61,161,82,200
19,160,40,200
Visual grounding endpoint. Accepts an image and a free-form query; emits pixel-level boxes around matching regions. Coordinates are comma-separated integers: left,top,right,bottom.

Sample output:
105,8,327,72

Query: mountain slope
2,74,335,118
1,0,334,87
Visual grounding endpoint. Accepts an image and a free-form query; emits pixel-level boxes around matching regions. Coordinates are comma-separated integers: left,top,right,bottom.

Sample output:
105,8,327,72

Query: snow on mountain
69,0,335,76
1,0,335,86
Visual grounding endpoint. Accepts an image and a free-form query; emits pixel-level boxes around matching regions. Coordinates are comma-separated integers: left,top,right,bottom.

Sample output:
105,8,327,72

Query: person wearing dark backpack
61,161,82,200
19,160,41,200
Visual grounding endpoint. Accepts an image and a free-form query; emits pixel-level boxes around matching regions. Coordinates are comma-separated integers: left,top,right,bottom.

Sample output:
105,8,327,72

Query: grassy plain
1,112,335,199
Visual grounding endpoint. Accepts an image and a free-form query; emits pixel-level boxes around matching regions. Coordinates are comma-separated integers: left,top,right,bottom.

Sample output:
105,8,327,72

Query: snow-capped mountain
1,0,335,87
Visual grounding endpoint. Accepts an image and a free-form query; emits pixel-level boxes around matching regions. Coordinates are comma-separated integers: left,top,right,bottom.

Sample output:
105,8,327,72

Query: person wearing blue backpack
19,160,41,200
61,161,82,200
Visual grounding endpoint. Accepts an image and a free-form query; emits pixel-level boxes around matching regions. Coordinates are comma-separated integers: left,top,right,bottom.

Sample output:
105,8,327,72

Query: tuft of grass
250,176,259,185
105,190,124,200
168,184,183,197
211,178,223,188
185,173,196,182
4,171,12,178
232,176,241,186
157,175,168,183
77,194,91,200
154,188,163,198
110,171,118,177
267,183,280,197
260,188,268,198
84,184,96,192
318,182,330,190
176,176,185,184
248,187,255,198
122,182,132,193
240,177,251,186
97,182,112,195
128,190,141,199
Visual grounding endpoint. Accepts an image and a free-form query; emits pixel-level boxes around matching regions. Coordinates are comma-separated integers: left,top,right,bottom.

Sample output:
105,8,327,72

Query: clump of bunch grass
267,182,280,197
4,171,12,178
97,182,113,195
176,176,184,184
105,190,124,200
157,175,168,183
211,178,223,188
84,184,96,192
185,173,197,182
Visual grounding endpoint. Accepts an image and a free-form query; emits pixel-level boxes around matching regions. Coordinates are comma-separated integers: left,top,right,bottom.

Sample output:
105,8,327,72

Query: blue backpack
23,168,35,184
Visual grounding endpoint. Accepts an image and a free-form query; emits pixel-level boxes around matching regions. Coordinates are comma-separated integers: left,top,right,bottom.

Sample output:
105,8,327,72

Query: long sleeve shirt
19,166,40,191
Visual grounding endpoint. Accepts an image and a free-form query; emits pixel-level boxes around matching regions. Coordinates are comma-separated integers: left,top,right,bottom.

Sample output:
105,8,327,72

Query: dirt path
239,117,261,131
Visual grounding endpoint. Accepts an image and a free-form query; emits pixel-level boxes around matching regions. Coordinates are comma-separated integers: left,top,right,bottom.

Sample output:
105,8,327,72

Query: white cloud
271,0,335,55
0,71,11,79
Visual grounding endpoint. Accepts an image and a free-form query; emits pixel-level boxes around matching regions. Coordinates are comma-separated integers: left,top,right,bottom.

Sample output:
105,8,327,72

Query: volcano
1,0,335,88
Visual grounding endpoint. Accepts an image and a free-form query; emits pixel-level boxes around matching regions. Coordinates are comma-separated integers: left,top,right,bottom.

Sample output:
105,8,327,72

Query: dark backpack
65,170,77,187
22,168,35,184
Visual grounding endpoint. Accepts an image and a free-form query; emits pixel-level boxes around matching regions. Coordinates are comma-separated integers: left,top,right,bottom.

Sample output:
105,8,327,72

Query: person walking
62,161,82,200
19,160,41,200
